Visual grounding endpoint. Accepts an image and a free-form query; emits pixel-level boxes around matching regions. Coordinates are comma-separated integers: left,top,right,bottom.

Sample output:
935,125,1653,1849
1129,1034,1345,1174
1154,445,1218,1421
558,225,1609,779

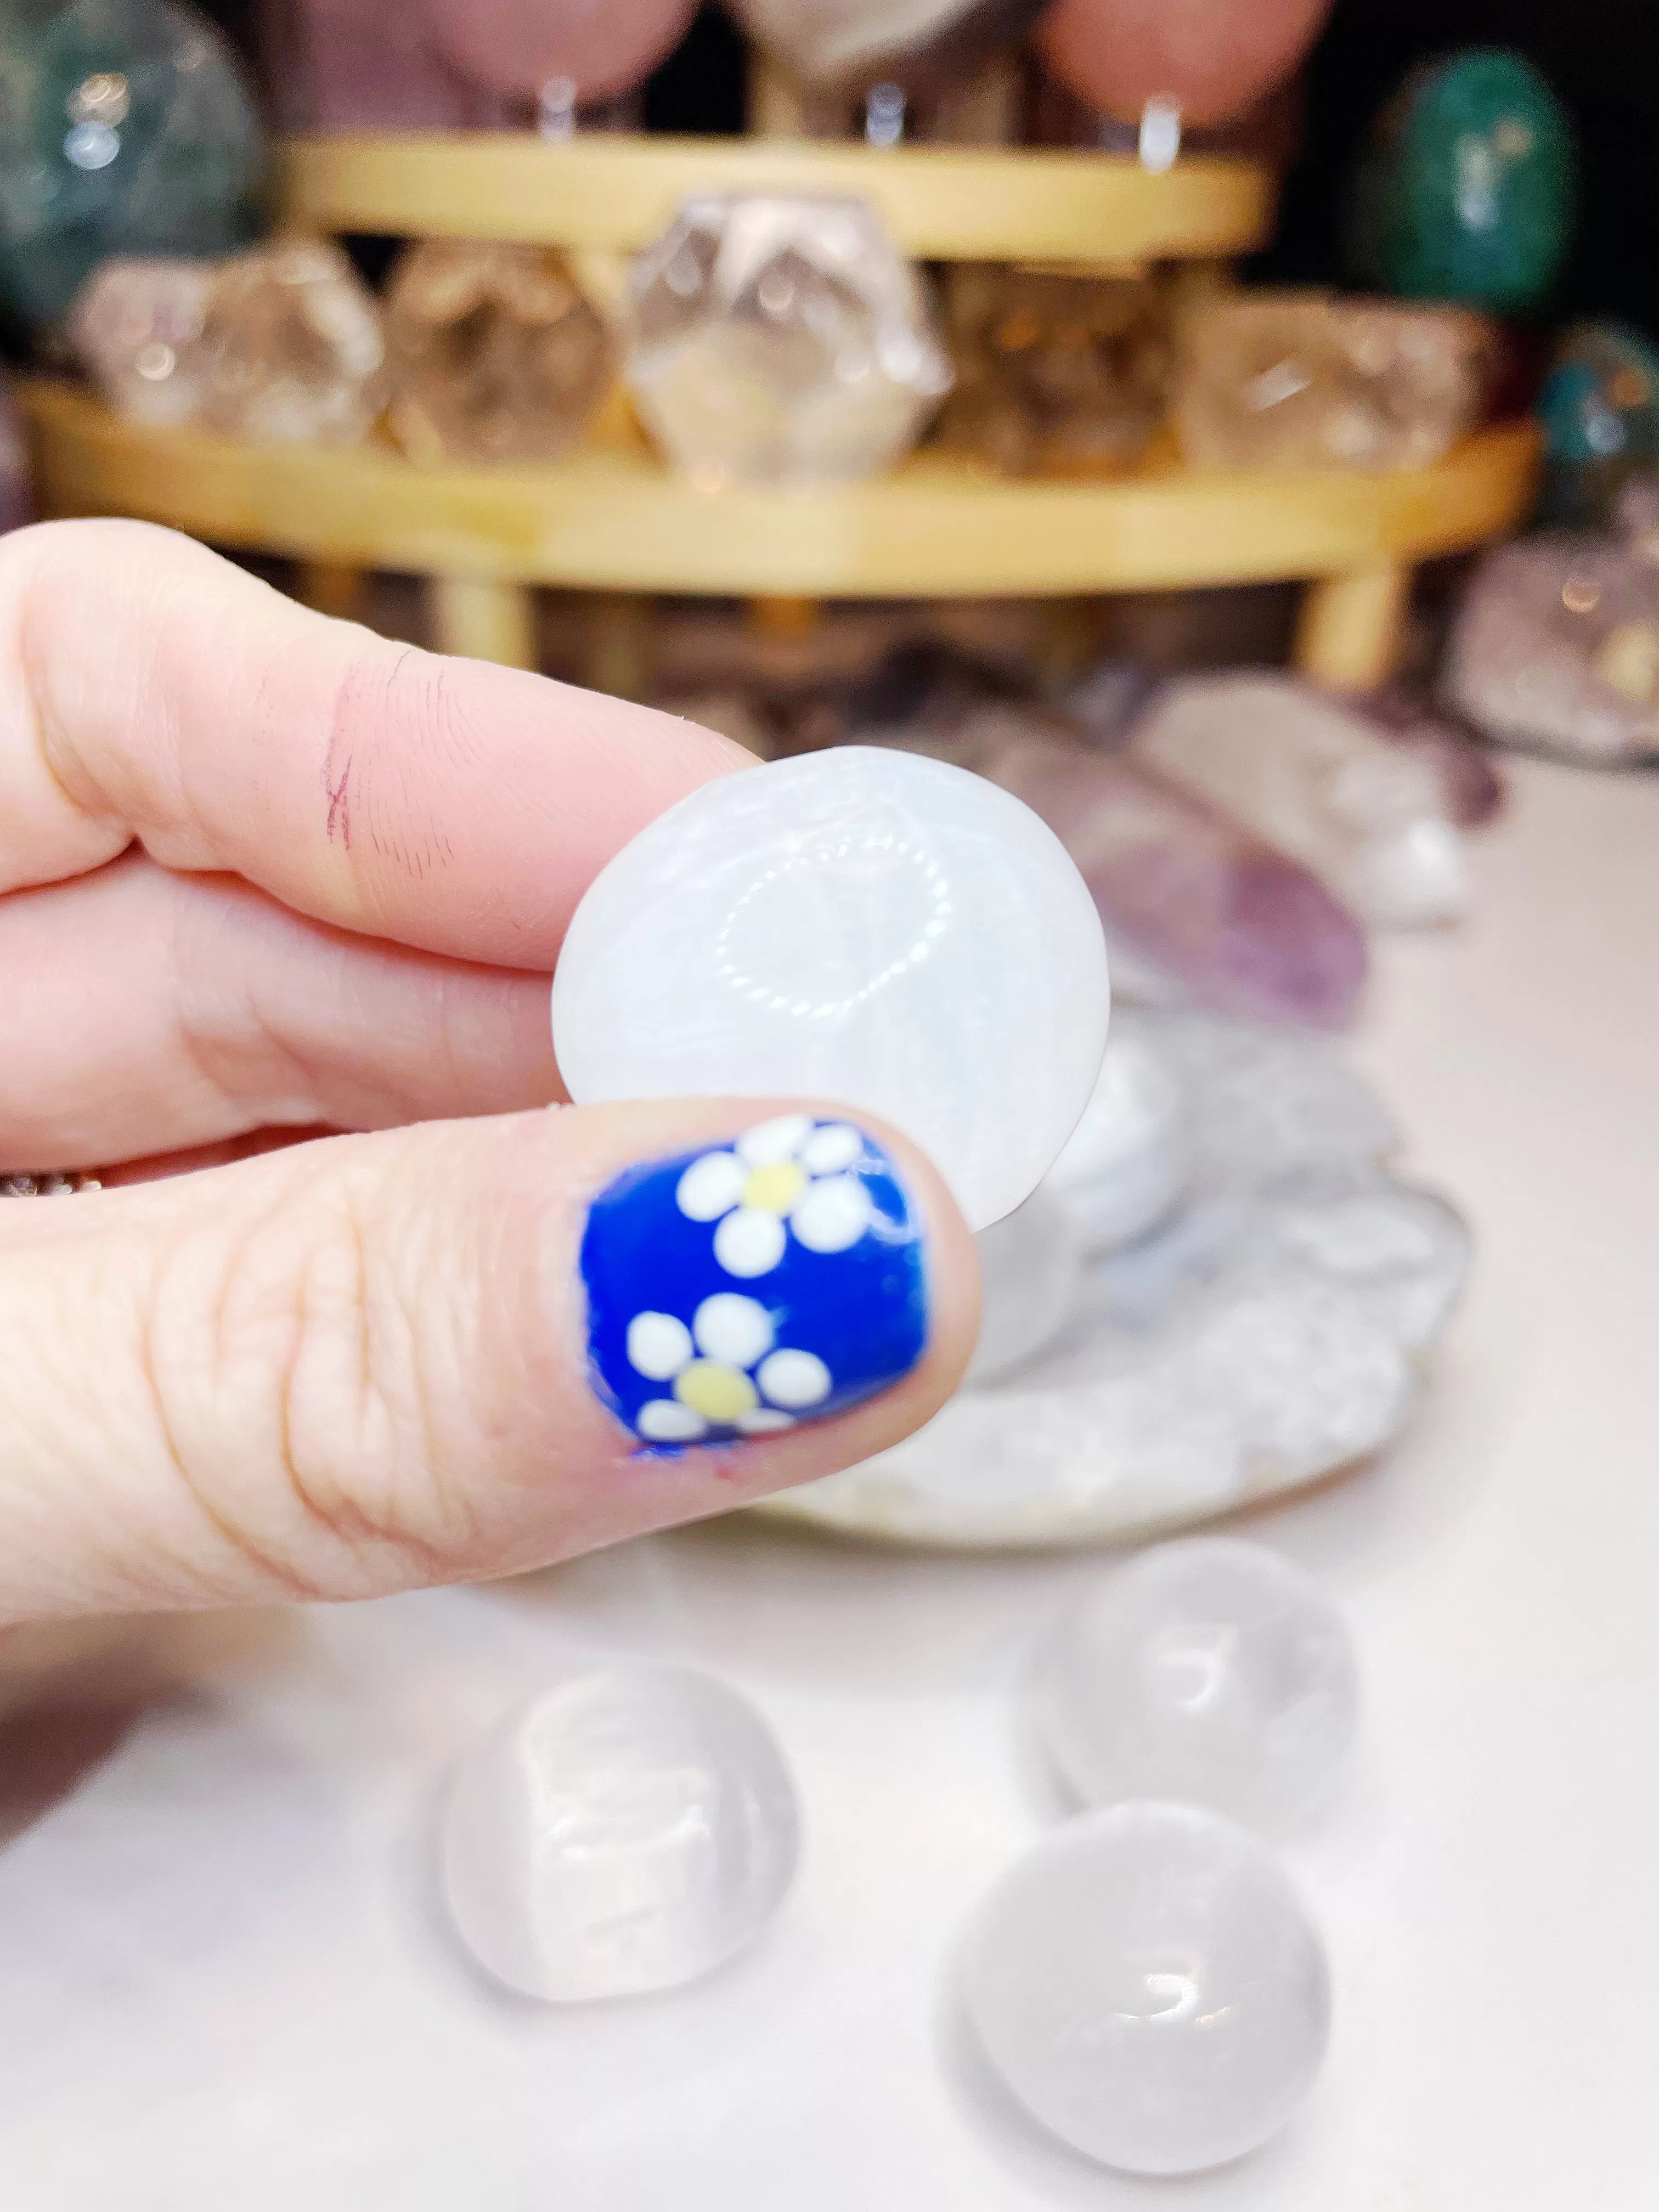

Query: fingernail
580,1114,929,1448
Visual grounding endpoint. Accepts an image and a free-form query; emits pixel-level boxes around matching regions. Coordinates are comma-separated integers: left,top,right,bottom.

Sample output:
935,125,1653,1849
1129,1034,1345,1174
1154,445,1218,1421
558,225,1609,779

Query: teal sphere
0,0,268,335
1347,49,1576,313
1537,322,1659,528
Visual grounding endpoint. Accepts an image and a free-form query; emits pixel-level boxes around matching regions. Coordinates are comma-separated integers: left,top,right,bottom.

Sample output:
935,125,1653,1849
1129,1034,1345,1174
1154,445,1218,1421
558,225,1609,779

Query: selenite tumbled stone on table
964,1801,1331,2174
1346,48,1576,313
0,0,266,336
1040,1016,1193,1253
626,195,952,488
1175,290,1490,476
968,1186,1083,1385
1131,672,1470,929
442,1664,799,2002
385,241,614,467
1031,1537,1360,1830
551,747,1110,1231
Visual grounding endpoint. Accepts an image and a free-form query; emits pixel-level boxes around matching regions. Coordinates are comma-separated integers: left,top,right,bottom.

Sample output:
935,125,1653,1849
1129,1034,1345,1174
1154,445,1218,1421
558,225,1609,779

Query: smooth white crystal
1131,673,1470,929
442,1664,799,2002
552,747,1111,1229
968,1186,1082,1384
1041,1018,1193,1252
1031,1538,1360,1830
964,1802,1330,2175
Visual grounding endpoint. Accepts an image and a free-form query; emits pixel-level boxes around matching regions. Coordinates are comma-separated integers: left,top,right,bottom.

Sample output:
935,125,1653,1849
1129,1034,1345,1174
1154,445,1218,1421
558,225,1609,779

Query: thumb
0,1104,977,1624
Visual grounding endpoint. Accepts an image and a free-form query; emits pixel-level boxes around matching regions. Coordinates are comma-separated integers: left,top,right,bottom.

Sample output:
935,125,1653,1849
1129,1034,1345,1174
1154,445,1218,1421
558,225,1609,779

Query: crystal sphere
552,747,1110,1231
968,1186,1082,1385
1041,1022,1192,1253
1031,1539,1359,1831
1034,0,1331,127
442,1663,799,2002
964,1802,1330,2175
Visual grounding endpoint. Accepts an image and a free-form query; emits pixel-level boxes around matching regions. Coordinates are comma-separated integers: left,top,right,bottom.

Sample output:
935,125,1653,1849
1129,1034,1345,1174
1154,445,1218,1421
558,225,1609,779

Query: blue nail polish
581,1115,928,1448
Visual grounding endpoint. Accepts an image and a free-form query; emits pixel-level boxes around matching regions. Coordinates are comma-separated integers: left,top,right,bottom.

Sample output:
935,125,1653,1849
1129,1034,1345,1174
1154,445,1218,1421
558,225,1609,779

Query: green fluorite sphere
0,0,267,334
1347,49,1576,313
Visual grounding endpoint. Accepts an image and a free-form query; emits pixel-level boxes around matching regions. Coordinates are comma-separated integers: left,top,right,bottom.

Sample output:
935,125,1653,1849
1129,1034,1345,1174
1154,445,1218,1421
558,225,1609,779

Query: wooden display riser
20,381,1539,693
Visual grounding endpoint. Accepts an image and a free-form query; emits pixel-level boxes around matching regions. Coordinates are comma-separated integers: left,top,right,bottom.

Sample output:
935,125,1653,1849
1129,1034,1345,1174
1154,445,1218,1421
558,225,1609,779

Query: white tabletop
1,753,1655,2210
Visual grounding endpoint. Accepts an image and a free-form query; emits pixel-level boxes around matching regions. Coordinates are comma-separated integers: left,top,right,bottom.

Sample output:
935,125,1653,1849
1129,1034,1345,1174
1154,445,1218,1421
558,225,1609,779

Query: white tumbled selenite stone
965,1802,1330,2175
442,1664,799,2002
551,748,1110,1229
968,1186,1083,1384
1031,1538,1359,1831
1041,1022,1194,1252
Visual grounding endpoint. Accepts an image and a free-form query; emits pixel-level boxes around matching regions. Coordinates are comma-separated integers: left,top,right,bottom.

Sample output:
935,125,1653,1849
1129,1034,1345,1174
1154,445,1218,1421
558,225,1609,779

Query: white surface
2,755,1658,2207
551,746,1111,1229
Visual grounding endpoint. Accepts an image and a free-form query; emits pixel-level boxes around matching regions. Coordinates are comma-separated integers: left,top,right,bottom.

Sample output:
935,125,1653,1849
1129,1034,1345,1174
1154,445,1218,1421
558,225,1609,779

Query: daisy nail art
580,1116,928,1448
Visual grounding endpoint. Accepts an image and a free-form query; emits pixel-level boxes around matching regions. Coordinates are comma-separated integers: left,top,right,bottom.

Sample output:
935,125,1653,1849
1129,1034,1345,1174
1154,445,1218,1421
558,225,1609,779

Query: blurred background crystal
627,195,952,487
197,239,385,444
1039,1014,1195,1252
967,1187,1084,1385
1130,672,1470,928
426,0,698,128
0,0,266,336
763,1007,1467,1547
1031,1537,1361,1829
727,0,1046,106
930,265,1172,477
1034,0,1333,128
66,253,212,425
258,0,512,129
1536,320,1659,528
963,1801,1331,2174
1175,291,1490,474
385,241,614,466
442,1664,799,2002
1444,530,1659,765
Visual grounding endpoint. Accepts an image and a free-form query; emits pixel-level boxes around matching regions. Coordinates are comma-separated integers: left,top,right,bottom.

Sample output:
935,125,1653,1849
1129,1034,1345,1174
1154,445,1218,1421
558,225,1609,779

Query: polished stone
1346,48,1576,312
385,241,613,466
931,264,1171,477
1537,321,1659,529
66,253,212,425
426,0,696,112
968,1187,1082,1384
1033,0,1331,126
626,194,952,487
200,239,385,444
442,1664,798,2002
0,0,266,334
1131,672,1470,928
964,1802,1330,2174
1032,1537,1360,1829
1041,1015,1194,1252
1175,290,1489,474
552,746,1110,1231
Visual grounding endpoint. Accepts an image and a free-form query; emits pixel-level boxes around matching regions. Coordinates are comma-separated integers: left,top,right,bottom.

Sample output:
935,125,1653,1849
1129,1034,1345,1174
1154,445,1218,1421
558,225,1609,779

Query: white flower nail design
675,1115,872,1281
628,1289,834,1443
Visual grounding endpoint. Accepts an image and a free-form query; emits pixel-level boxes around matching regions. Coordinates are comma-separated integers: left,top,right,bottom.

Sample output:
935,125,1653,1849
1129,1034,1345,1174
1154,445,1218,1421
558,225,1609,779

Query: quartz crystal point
963,711,1367,1030
931,264,1171,477
66,253,213,425
1175,290,1489,473
1346,48,1576,314
964,1802,1331,2174
726,0,1046,100
442,1665,799,2002
968,1187,1083,1385
385,241,614,466
199,240,386,444
1031,1538,1361,1830
551,744,1110,1231
626,195,952,487
1442,531,1659,766
1130,673,1470,928
0,0,266,335
1034,0,1331,127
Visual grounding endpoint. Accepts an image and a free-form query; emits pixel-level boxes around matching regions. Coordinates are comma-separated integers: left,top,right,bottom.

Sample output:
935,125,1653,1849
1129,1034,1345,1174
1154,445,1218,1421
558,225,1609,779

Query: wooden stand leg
583,592,654,700
1294,562,1410,693
430,577,537,669
296,560,365,623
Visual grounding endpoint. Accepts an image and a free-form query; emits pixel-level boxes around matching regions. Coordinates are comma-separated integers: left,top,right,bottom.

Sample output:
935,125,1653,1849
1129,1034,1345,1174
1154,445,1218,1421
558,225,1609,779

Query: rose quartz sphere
426,0,697,104
1034,0,1331,127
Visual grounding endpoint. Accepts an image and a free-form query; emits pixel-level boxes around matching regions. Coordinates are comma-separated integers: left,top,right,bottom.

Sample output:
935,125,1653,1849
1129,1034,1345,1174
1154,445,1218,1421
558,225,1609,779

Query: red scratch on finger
325,754,352,849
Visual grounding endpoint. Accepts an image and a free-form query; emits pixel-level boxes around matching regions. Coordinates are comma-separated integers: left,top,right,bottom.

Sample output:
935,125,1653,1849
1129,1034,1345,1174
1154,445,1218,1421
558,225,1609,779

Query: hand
0,521,975,1627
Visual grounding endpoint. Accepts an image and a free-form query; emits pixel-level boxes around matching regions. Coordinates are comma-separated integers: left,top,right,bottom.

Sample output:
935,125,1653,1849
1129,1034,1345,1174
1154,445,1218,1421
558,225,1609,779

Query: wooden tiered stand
19,128,1539,690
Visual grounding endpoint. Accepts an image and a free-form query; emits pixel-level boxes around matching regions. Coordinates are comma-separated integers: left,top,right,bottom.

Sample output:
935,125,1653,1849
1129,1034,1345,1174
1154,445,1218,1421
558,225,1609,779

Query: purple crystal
973,718,1368,1030
0,374,31,538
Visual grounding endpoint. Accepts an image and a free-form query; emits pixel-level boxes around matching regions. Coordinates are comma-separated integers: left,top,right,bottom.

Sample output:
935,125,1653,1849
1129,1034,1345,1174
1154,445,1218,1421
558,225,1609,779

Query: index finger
0,520,749,967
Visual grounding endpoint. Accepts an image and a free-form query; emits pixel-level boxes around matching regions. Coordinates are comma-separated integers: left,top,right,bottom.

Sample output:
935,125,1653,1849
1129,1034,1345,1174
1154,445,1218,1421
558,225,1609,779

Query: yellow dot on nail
742,1161,808,1215
674,1360,760,1423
